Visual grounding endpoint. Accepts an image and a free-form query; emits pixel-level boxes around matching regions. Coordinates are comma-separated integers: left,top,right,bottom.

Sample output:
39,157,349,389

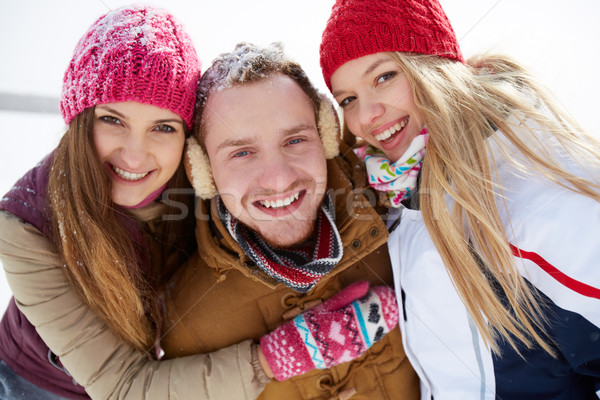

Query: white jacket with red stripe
388,116,600,400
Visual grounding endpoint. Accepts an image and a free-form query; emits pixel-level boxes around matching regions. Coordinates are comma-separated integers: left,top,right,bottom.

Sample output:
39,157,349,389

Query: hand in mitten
259,281,399,381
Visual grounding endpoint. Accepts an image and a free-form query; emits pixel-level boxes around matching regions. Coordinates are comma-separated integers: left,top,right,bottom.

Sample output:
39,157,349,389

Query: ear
317,93,341,159
185,136,218,199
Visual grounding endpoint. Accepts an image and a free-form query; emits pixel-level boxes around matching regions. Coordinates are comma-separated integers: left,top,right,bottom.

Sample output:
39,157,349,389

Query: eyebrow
216,138,255,152
215,123,316,153
155,118,184,126
96,105,128,120
95,105,183,125
282,123,316,136
365,57,391,77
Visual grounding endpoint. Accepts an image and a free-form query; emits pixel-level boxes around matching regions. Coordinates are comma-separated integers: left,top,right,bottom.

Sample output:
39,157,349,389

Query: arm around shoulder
0,211,266,399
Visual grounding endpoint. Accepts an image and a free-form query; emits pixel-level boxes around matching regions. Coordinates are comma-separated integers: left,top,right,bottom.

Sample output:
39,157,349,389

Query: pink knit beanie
320,0,463,90
60,5,201,128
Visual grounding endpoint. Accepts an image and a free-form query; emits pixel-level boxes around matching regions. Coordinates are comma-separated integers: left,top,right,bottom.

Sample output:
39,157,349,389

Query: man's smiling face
202,73,328,247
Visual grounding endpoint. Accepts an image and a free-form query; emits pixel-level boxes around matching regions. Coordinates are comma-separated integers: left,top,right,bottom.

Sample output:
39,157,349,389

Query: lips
107,163,153,184
112,165,149,181
374,116,410,143
258,191,301,209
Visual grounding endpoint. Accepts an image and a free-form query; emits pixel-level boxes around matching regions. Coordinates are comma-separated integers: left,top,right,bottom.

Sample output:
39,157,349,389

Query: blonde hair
48,108,195,352
385,52,600,354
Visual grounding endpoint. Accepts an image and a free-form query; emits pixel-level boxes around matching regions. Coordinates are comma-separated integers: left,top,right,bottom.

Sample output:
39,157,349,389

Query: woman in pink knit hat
320,0,600,398
0,5,268,400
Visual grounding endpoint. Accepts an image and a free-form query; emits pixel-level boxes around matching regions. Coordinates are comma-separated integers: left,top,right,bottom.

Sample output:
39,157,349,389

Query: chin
258,221,314,248
111,195,139,208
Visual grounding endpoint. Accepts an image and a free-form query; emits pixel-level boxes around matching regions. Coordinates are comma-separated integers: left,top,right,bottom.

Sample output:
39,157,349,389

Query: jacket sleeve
491,124,600,378
498,168,600,376
0,211,267,400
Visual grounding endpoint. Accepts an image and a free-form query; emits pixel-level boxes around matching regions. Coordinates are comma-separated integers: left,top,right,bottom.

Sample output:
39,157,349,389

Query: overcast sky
1,0,599,309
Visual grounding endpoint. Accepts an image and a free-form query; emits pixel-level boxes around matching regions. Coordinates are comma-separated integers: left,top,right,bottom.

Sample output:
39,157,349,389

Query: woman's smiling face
93,101,186,207
330,53,425,163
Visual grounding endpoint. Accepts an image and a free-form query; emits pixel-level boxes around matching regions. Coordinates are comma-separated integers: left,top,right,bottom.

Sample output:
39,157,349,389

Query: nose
120,132,149,170
358,94,385,128
256,149,298,193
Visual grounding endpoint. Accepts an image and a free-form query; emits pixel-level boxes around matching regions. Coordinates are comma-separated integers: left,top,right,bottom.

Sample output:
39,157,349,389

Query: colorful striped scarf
356,127,428,207
219,194,343,292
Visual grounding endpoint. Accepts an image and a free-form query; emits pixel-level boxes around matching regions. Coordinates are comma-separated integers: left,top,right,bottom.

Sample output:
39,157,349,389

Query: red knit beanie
60,5,201,128
320,0,463,90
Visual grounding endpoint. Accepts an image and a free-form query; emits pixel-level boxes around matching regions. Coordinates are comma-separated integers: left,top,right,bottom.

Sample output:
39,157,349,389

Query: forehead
330,53,395,91
202,74,315,143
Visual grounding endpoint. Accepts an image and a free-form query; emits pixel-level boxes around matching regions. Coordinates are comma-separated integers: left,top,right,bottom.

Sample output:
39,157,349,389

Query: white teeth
259,192,300,209
113,166,149,181
375,117,409,142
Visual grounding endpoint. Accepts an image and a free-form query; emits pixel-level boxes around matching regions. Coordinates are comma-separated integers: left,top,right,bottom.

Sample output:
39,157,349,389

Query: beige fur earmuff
184,136,217,199
318,93,341,159
185,93,341,200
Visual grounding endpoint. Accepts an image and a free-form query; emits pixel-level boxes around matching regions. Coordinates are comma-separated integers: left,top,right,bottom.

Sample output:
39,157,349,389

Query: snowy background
1,0,599,312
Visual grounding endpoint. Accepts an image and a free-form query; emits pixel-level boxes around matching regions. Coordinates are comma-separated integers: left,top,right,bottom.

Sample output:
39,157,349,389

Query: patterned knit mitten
260,281,399,381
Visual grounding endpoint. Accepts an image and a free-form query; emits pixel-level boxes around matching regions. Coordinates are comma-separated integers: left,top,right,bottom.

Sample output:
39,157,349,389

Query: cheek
304,152,328,191
170,145,185,170
314,159,328,185
399,83,420,115
92,132,114,161
211,162,245,209
342,110,369,142
412,102,425,128
217,182,245,220
159,136,186,172
219,191,240,217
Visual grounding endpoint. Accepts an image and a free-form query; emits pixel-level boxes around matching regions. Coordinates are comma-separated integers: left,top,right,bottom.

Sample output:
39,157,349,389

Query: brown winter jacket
0,157,264,400
161,144,420,400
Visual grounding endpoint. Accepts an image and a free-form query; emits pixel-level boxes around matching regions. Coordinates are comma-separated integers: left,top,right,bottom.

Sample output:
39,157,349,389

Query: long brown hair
386,52,600,355
48,107,196,353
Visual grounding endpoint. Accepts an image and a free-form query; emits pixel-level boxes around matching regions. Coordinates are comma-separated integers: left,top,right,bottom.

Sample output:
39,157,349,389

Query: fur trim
317,94,341,159
185,136,217,199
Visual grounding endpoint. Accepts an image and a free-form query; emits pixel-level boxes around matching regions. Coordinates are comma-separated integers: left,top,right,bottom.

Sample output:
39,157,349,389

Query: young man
160,43,420,400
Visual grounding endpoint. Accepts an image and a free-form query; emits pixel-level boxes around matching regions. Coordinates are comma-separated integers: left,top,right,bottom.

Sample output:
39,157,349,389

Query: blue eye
155,124,175,133
376,71,396,84
233,150,249,158
288,138,302,145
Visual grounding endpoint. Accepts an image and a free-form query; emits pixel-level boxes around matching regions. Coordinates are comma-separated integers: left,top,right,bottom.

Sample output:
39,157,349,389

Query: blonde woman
320,0,600,398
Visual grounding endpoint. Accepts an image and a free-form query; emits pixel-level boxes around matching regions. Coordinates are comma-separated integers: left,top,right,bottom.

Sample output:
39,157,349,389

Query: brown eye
339,96,356,108
99,115,121,125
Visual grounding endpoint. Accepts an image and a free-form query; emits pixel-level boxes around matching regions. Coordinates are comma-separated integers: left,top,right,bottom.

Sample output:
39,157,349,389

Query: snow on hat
60,5,201,128
320,0,463,91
